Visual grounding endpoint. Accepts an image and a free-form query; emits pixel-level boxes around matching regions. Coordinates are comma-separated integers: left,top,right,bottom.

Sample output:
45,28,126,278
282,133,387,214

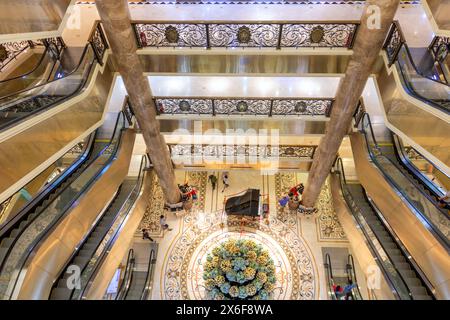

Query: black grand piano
225,189,261,217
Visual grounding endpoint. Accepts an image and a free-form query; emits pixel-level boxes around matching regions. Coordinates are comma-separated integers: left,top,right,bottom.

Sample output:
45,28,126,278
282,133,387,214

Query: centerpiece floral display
203,239,276,300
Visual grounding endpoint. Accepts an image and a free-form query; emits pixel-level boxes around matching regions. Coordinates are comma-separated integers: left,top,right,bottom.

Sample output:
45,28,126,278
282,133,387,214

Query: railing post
154,98,161,115
132,23,143,49
269,99,273,117
212,99,216,116
276,24,283,50
348,23,359,49
206,24,211,50
325,100,334,117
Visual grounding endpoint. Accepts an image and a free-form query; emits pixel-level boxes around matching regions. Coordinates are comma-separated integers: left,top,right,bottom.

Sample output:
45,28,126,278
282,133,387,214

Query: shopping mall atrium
0,0,448,303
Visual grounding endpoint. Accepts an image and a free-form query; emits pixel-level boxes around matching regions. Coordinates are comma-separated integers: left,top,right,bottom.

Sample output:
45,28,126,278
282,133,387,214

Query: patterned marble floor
138,170,364,300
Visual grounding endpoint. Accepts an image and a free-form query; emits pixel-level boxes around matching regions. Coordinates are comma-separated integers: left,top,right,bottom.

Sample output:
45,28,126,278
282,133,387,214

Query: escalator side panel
16,130,135,299
375,65,450,172
329,175,395,300
350,132,450,299
0,59,114,203
84,170,153,300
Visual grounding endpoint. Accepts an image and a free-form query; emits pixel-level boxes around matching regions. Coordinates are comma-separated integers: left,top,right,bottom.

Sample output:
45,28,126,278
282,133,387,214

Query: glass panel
0,49,56,98
0,45,96,131
0,113,125,300
0,138,88,227
72,157,146,300
360,116,450,243
340,186,411,300
396,45,450,113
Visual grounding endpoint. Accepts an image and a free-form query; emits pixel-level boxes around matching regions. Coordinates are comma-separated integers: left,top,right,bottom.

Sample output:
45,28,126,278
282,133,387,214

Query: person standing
159,214,172,234
208,174,218,191
141,228,154,242
221,171,230,193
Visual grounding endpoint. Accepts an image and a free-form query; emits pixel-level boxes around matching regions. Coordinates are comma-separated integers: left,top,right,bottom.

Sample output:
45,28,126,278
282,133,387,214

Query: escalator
0,23,108,132
324,253,363,300
64,155,148,300
116,245,157,300
0,111,131,300
356,112,450,249
0,133,94,242
391,134,448,203
0,47,57,98
334,158,435,300
0,137,91,227
115,249,135,300
383,22,450,114
49,154,148,300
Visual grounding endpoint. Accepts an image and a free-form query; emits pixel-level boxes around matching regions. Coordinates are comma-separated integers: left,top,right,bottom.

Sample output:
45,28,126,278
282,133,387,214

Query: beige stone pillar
95,0,180,203
302,0,400,207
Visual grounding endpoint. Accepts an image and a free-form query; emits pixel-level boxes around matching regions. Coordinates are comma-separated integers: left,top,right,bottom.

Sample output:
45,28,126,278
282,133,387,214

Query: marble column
95,0,180,203
302,0,400,207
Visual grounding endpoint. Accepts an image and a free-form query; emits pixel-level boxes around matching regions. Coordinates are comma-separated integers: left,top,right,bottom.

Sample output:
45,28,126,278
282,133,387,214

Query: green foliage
203,239,276,300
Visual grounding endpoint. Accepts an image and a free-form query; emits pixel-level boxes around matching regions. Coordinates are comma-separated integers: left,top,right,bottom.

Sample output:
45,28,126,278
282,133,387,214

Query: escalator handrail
346,254,363,300
334,158,413,300
395,57,450,115
359,112,450,250
384,134,448,213
0,43,97,133
324,253,337,300
2,112,127,299
0,47,54,84
0,132,95,238
115,249,135,300
386,21,450,87
0,21,107,102
74,155,148,300
392,134,447,198
364,193,436,299
0,112,123,276
384,22,450,115
0,43,92,102
48,184,121,297
67,155,146,299
140,248,156,300
122,259,136,300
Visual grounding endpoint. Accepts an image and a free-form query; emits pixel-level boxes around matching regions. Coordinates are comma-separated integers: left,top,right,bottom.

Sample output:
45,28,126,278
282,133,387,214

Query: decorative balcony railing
133,21,359,49
168,144,317,160
0,37,65,72
89,21,109,65
154,97,333,117
383,21,404,67
429,36,449,64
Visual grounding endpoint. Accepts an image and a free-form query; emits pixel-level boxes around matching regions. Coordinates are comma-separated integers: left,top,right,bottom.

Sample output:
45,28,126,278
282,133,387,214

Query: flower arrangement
203,239,276,300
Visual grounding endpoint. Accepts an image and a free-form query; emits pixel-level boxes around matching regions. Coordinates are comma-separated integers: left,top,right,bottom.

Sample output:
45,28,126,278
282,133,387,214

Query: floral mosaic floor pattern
315,178,347,242
162,210,317,300
139,171,208,237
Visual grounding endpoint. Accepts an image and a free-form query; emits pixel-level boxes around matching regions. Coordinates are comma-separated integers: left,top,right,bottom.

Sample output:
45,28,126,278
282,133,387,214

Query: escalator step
10,229,20,238
390,255,406,264
0,237,14,248
414,295,432,300
404,277,422,287
78,249,93,257
396,262,412,271
19,220,29,229
383,242,397,249
83,243,98,251
0,247,9,263
50,287,73,300
410,286,428,296
73,256,90,266
385,248,402,256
